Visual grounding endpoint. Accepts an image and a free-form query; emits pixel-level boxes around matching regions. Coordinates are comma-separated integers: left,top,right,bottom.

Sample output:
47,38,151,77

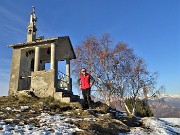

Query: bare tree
72,34,134,105
109,55,157,115
72,34,159,116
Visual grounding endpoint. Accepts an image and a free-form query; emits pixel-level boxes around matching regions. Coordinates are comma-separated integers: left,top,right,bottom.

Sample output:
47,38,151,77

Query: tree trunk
123,102,131,115
105,96,111,106
106,90,111,106
132,96,137,116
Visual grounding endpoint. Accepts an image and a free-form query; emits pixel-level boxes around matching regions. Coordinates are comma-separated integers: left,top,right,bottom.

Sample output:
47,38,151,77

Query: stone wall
56,39,74,60
8,49,21,96
31,69,56,97
18,49,34,90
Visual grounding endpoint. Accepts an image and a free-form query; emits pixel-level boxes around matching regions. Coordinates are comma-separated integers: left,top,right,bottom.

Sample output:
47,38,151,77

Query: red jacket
79,73,91,89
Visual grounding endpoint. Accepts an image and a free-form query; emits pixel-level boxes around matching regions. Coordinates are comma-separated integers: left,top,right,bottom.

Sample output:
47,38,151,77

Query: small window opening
26,52,28,57
31,59,34,71
47,48,51,54
28,29,32,34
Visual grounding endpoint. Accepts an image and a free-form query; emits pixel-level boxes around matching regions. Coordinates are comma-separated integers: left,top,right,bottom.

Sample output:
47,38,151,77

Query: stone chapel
8,7,79,102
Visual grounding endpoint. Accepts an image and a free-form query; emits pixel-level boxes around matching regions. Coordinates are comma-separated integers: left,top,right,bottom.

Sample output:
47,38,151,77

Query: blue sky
0,0,179,96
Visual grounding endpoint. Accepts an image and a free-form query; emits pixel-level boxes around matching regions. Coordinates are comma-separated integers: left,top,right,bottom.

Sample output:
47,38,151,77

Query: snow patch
0,112,83,135
119,117,180,135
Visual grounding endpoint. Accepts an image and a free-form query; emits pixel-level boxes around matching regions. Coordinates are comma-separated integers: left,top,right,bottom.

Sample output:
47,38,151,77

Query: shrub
125,98,153,117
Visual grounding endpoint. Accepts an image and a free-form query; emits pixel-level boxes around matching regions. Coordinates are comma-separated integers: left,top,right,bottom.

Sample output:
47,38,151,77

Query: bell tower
27,6,37,42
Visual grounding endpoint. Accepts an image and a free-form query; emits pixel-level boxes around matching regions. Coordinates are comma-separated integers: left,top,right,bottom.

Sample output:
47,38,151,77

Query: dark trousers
82,88,92,109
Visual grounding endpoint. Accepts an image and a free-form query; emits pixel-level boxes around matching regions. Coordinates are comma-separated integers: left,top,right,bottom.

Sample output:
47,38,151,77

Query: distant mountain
148,94,180,118
92,94,180,118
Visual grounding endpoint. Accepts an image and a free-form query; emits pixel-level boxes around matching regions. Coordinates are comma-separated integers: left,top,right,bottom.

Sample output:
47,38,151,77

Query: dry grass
0,96,142,134
69,119,130,135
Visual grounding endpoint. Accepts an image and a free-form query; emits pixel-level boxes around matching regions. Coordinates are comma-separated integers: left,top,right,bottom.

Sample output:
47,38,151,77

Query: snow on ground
0,112,85,135
143,117,180,135
0,105,126,135
1,106,180,135
119,117,180,135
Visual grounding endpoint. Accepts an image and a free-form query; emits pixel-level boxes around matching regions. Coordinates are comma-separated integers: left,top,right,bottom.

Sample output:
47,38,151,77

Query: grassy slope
0,96,142,135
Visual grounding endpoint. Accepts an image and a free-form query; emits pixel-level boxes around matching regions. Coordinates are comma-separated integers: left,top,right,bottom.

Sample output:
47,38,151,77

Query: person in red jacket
78,68,94,109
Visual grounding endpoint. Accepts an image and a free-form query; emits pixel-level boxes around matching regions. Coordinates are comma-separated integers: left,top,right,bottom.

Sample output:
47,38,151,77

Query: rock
19,121,24,126
0,121,5,125
5,119,14,123
5,107,12,111
13,109,21,112
20,106,30,111
16,114,21,117
29,110,36,113
5,124,14,130
0,126,3,130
